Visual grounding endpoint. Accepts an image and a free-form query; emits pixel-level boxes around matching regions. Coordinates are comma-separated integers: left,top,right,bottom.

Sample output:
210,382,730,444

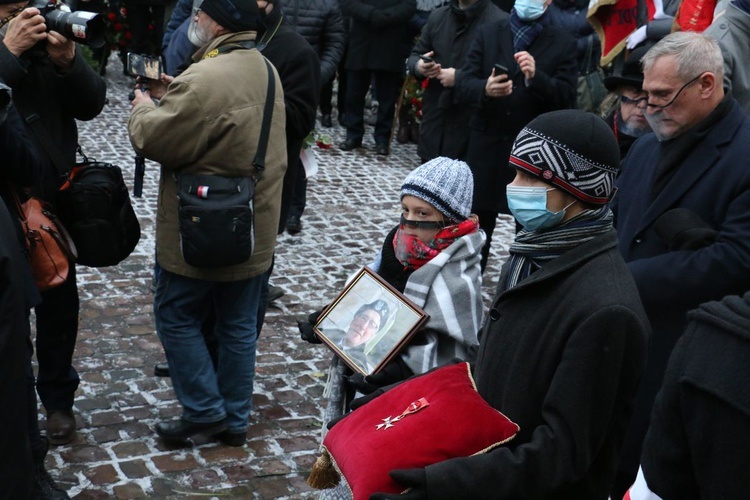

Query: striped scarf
510,8,545,52
503,206,614,291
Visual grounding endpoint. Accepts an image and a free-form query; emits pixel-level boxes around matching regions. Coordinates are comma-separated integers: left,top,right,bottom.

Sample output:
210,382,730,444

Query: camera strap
19,110,71,178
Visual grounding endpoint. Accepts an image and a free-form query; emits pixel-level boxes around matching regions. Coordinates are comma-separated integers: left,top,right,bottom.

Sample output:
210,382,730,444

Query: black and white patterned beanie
400,157,474,221
509,110,620,205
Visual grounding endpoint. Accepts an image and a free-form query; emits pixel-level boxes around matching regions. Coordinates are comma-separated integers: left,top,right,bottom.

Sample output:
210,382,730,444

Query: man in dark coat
629,291,750,499
339,0,416,155
611,31,750,497
407,0,506,162
454,2,577,271
0,0,107,446
372,110,649,499
283,0,343,234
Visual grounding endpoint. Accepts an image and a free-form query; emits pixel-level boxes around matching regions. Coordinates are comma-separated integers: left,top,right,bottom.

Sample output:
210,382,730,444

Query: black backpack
57,156,141,267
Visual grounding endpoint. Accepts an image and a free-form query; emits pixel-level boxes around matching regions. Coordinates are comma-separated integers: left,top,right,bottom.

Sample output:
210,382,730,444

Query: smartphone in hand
420,55,434,64
493,63,509,78
127,53,163,80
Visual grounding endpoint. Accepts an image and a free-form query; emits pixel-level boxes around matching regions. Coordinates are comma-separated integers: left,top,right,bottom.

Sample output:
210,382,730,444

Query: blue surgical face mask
514,0,547,21
506,185,574,231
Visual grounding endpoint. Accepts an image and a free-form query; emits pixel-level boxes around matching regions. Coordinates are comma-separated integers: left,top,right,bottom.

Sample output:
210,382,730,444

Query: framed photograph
314,267,429,376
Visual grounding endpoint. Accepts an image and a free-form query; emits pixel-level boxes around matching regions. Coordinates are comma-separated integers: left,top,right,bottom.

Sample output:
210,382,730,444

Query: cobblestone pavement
40,56,515,499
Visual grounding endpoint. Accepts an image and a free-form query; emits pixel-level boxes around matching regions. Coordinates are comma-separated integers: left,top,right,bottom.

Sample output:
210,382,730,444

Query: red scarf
393,216,479,270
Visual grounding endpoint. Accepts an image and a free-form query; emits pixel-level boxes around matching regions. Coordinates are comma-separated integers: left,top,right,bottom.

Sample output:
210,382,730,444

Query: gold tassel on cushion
307,449,340,489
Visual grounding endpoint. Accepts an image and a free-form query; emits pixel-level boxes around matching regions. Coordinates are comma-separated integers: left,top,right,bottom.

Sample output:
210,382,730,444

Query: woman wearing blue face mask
369,110,650,499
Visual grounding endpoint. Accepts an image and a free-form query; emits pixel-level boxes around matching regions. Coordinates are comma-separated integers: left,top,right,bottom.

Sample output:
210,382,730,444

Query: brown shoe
47,410,76,445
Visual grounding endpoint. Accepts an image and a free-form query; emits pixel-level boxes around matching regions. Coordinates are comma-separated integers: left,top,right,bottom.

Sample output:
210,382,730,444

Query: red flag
588,0,656,66
674,0,718,32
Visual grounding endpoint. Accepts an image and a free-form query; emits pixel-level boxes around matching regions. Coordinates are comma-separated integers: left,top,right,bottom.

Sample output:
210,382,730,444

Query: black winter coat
282,0,345,84
641,292,750,499
544,0,600,74
0,198,34,499
342,0,416,73
454,18,577,213
407,0,506,161
258,8,321,232
423,229,650,499
0,43,106,204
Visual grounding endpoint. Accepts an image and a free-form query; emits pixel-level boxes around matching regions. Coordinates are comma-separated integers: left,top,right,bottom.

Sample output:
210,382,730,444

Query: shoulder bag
16,195,78,291
176,56,276,268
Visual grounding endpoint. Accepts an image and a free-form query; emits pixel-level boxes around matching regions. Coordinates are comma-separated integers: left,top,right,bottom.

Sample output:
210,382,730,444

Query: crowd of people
1,0,750,498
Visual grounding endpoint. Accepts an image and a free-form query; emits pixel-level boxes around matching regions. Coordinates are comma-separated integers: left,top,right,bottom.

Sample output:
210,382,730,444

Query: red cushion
323,362,519,499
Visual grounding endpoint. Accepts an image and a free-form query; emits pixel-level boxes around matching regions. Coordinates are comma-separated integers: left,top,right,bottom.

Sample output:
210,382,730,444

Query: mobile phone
420,55,434,64
493,63,509,78
127,53,163,80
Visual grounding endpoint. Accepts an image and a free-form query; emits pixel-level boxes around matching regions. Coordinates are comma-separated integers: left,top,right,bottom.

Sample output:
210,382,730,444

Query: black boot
396,106,411,144
32,437,70,500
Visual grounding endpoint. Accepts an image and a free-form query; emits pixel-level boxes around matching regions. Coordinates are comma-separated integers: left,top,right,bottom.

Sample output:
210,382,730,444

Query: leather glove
345,357,413,395
370,469,428,500
298,309,324,344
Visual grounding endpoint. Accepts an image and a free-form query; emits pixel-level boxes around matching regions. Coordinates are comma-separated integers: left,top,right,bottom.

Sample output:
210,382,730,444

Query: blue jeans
153,264,261,432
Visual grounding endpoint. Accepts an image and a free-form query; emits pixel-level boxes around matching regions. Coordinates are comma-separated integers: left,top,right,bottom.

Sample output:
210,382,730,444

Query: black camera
29,0,106,48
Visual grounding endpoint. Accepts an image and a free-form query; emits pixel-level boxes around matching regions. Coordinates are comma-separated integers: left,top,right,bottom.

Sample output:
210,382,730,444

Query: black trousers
344,69,402,145
320,44,348,118
35,264,80,411
289,158,307,220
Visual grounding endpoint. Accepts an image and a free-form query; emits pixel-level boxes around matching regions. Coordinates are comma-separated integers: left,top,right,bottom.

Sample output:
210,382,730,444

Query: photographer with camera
0,0,106,447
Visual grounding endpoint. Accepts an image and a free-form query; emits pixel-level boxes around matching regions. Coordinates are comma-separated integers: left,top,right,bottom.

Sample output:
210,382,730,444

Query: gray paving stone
38,54,515,498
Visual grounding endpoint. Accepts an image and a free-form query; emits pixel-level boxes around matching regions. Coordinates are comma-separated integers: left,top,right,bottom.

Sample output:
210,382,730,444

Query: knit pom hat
400,157,474,221
200,0,261,32
509,110,620,205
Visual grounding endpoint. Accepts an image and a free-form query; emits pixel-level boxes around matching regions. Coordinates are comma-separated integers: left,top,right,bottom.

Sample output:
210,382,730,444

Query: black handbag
175,57,277,269
57,150,141,267
20,109,141,268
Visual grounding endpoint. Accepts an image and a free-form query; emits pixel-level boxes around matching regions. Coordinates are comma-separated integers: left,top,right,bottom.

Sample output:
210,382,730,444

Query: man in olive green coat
127,0,287,446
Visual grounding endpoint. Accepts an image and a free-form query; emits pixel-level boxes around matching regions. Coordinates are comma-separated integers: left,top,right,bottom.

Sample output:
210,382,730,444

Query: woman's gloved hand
297,309,324,344
345,357,413,395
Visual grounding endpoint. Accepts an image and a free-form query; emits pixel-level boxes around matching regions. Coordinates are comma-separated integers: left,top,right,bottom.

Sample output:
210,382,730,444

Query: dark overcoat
423,229,650,498
454,18,577,214
407,0,506,161
641,292,750,499
342,0,416,73
612,98,750,483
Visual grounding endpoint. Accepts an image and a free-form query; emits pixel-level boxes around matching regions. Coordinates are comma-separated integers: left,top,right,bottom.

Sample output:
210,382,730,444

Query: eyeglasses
354,313,379,331
645,73,703,109
619,95,648,107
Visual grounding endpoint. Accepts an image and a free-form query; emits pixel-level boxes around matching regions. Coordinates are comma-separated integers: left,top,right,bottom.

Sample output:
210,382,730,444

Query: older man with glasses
610,30,750,498
603,45,651,160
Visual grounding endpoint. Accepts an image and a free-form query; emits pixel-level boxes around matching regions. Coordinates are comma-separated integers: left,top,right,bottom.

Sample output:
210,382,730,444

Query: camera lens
44,9,106,48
